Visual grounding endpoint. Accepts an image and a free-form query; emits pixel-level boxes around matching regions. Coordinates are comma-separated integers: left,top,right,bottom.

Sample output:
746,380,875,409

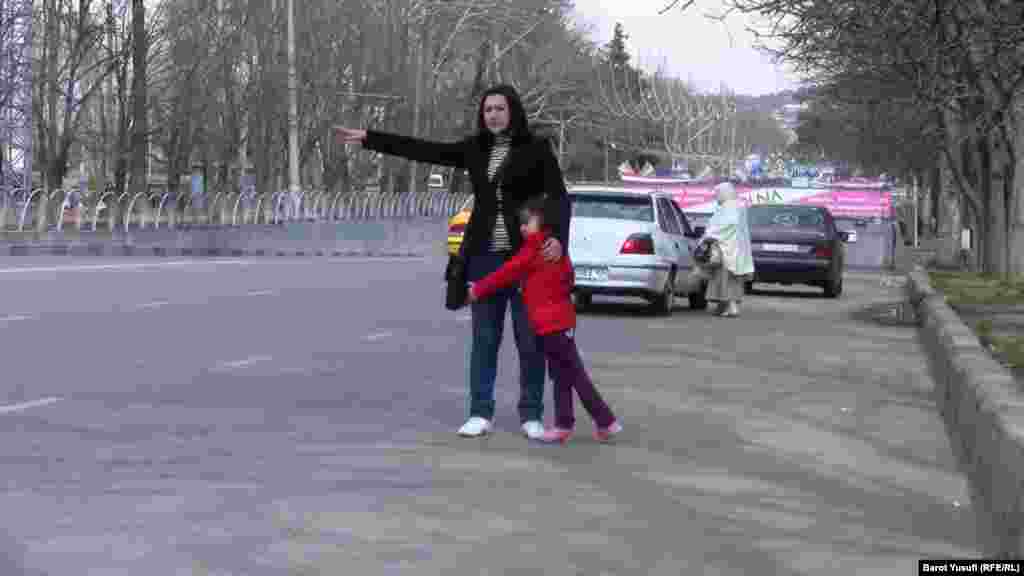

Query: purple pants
538,330,616,430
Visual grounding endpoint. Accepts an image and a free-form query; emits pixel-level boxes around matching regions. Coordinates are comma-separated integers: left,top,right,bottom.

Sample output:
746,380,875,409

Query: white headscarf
702,182,754,276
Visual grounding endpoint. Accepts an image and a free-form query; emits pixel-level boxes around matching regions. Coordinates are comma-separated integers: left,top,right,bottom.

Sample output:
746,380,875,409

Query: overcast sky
570,0,801,96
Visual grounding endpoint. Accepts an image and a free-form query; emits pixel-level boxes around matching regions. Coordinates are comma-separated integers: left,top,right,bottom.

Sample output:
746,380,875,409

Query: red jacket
470,232,576,336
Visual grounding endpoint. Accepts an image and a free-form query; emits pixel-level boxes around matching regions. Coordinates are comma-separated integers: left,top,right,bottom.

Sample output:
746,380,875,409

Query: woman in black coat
335,84,570,439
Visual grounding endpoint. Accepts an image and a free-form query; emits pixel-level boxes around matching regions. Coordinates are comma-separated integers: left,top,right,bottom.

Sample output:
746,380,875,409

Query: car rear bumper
573,262,671,297
752,255,833,283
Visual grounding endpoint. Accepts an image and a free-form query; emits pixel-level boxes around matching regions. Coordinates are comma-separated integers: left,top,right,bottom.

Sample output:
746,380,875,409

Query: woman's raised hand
334,126,367,145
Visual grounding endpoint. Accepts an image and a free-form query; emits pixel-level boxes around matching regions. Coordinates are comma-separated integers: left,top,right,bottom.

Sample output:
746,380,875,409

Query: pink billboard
621,181,893,218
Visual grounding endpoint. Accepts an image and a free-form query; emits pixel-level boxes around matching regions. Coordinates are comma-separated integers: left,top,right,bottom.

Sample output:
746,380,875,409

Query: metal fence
0,187,471,232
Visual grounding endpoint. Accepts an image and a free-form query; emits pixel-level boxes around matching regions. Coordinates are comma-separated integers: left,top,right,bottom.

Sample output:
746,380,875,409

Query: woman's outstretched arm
335,126,470,169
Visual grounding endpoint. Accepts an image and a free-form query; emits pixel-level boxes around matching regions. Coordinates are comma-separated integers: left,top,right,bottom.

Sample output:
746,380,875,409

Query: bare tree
688,0,1024,274
33,0,120,193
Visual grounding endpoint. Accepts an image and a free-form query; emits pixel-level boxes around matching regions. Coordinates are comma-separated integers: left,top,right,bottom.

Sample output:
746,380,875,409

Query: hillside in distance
733,90,798,114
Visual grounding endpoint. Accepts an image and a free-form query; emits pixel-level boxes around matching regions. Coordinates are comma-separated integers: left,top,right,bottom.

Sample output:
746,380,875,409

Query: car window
656,198,682,234
749,205,826,229
668,199,693,236
570,194,654,222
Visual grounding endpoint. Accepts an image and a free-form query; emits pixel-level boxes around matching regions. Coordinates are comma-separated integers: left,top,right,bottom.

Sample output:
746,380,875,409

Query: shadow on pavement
577,299,709,318
746,286,829,299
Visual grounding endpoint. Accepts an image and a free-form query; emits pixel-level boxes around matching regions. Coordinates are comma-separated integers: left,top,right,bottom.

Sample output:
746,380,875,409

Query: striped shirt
487,134,513,252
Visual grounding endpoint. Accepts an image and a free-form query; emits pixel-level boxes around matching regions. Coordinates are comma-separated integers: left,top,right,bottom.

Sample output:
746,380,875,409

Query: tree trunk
985,130,1011,277
129,0,148,198
1008,101,1024,275
114,72,129,197
969,130,1001,275
44,0,58,191
937,149,963,266
97,64,109,201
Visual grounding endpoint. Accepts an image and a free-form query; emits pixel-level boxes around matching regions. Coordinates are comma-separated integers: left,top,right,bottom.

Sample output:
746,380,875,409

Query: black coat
363,130,570,258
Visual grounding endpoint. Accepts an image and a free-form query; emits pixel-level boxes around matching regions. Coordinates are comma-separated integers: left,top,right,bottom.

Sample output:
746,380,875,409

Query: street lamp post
913,174,919,248
22,0,32,192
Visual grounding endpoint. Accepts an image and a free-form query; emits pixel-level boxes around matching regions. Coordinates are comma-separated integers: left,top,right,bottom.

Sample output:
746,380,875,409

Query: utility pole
286,0,300,204
729,101,737,178
409,9,431,194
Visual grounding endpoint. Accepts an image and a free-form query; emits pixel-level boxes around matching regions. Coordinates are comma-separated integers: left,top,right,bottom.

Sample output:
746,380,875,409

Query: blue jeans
466,251,546,423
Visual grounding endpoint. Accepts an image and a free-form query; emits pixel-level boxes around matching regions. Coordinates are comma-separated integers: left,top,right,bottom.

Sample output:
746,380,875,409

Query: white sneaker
521,420,545,440
457,417,492,437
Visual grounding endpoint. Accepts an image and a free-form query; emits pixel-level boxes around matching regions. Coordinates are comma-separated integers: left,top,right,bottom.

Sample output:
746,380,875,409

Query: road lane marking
363,331,393,341
246,290,276,297
133,300,170,310
0,397,63,415
0,314,33,323
0,256,426,275
0,260,248,275
217,355,272,370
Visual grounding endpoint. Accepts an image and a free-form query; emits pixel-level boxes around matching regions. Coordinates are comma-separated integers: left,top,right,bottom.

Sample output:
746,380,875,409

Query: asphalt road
0,256,981,574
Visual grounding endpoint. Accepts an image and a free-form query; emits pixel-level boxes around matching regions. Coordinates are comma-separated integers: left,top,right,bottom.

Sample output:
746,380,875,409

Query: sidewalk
272,272,980,574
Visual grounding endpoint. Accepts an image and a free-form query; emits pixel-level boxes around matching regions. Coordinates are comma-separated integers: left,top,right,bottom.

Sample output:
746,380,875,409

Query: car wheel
650,273,675,316
574,292,592,312
688,280,709,310
824,274,843,298
744,281,754,295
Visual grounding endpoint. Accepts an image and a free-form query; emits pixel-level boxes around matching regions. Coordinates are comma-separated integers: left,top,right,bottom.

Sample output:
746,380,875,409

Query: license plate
760,243,802,253
575,266,608,282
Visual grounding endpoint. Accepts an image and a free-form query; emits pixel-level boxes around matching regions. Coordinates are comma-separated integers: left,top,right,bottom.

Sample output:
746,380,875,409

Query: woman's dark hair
519,195,549,228
476,84,532,146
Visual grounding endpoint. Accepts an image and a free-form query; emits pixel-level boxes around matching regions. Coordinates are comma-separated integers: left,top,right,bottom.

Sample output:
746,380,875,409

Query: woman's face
482,94,510,134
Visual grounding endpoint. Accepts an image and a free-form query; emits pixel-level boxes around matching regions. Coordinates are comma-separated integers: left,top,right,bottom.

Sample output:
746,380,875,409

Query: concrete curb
906,265,1024,556
1,244,425,258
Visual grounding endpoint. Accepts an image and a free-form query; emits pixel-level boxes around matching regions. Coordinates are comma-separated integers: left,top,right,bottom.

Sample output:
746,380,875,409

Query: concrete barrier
0,218,448,258
2,188,463,254
906,265,1024,556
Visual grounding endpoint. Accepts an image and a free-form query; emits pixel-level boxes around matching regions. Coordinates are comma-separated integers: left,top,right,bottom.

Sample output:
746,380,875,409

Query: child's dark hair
519,196,548,227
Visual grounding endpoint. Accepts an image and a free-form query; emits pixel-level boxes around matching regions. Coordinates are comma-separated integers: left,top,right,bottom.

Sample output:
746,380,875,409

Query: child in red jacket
468,197,622,444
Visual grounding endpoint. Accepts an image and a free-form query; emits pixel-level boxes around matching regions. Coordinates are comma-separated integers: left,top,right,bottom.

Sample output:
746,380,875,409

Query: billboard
622,180,893,218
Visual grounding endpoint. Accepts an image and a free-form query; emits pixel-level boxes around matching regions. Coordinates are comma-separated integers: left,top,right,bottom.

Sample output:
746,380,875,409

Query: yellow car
447,196,474,255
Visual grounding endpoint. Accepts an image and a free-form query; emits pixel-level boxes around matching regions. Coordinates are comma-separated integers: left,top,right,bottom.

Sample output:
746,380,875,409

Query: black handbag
444,250,469,310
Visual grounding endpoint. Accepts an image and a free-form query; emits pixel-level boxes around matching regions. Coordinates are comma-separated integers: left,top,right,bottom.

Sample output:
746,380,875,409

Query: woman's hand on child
466,283,477,304
542,237,562,262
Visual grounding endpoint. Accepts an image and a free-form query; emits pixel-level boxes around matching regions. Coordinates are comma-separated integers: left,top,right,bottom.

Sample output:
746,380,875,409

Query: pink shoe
594,421,623,443
539,427,573,444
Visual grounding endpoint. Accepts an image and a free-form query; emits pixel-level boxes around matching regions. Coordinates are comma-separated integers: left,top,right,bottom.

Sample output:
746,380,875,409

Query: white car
567,185,708,315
